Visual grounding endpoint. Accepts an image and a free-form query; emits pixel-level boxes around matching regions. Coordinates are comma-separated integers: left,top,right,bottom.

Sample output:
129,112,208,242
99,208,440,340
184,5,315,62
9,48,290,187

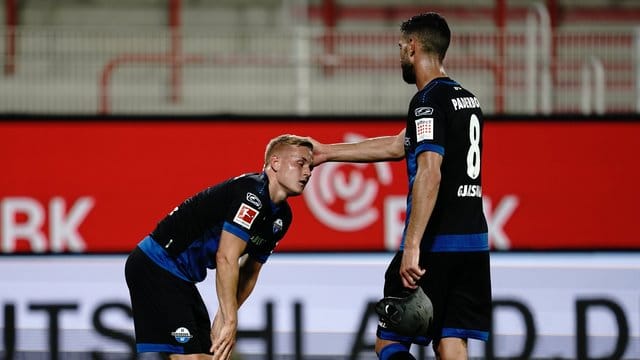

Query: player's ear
408,37,416,56
269,154,280,171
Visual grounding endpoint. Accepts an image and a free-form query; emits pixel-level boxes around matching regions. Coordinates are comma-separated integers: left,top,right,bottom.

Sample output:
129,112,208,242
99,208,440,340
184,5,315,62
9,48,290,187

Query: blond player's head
264,134,313,197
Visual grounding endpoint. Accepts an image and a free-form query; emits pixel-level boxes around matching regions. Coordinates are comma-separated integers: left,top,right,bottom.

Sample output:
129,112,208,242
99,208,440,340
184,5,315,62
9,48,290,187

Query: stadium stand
1,0,639,115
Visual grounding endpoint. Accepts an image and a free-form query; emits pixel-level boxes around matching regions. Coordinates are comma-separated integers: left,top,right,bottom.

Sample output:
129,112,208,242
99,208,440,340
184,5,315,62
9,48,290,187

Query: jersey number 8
466,114,481,180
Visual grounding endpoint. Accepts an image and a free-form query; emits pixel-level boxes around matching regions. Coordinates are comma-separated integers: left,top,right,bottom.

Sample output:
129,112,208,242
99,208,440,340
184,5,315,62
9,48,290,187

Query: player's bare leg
433,337,467,360
375,338,416,359
169,354,212,360
375,338,395,354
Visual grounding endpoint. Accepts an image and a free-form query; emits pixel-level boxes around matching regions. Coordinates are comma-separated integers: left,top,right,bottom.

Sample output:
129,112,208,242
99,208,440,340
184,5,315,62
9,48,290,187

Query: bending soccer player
125,135,313,360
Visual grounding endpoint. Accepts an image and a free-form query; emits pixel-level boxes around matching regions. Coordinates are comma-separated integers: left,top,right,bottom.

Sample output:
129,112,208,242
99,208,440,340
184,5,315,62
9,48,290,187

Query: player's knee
376,342,415,360
168,354,211,360
433,338,467,360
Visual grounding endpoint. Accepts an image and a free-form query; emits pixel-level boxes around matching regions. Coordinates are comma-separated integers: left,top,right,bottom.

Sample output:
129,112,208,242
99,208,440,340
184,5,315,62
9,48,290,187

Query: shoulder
413,78,482,116
228,172,269,203
280,201,292,216
272,200,293,224
226,172,265,190
410,79,449,108
408,82,448,119
204,173,265,208
419,78,459,100
276,202,293,231
230,172,262,184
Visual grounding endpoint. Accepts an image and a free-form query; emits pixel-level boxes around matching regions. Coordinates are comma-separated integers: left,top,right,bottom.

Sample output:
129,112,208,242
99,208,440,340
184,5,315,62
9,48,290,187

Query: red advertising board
1,119,638,253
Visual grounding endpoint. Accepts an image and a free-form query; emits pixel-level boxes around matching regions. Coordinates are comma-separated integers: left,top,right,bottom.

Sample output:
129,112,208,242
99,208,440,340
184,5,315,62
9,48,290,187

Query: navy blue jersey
403,77,488,252
139,172,292,282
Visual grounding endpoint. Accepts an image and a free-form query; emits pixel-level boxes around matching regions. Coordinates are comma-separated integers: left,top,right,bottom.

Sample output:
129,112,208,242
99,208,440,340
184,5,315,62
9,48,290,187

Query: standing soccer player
125,134,313,360
311,13,491,360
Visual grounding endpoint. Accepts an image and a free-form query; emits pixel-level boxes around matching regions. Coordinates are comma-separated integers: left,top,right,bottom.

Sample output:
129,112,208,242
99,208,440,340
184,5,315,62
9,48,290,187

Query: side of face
399,35,417,84
270,145,313,196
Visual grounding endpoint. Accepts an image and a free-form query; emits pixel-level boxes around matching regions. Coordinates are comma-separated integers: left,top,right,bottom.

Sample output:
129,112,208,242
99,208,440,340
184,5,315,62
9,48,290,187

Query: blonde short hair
264,134,313,168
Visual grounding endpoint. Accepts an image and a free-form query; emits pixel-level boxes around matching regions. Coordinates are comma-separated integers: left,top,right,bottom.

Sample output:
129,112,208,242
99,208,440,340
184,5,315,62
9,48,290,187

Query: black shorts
124,246,212,354
377,250,491,345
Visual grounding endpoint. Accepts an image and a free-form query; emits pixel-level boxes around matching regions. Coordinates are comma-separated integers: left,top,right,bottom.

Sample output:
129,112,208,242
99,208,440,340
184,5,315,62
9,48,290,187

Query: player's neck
415,57,447,90
268,180,288,204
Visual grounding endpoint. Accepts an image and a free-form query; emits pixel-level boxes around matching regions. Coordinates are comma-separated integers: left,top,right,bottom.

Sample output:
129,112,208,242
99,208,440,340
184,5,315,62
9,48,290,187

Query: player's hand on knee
210,312,223,345
210,322,236,360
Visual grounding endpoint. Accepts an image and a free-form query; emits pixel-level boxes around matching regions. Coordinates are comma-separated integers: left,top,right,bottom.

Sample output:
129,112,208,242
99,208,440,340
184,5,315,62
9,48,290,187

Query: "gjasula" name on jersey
457,184,482,197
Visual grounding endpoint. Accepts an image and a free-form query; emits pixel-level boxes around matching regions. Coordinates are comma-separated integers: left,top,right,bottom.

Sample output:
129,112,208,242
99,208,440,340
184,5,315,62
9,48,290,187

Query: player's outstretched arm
309,128,406,166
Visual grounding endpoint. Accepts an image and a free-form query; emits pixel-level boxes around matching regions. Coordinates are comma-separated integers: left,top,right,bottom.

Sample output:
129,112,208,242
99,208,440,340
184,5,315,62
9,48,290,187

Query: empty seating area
1,0,639,115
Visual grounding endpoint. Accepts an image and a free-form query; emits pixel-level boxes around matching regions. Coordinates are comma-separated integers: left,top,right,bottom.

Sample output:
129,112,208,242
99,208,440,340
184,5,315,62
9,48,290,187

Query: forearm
404,168,440,249
236,258,261,308
321,130,405,163
236,273,258,308
215,256,240,326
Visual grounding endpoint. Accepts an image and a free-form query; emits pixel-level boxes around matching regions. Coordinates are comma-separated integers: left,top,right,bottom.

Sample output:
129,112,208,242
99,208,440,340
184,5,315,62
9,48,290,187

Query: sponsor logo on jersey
233,203,260,229
415,118,434,142
246,192,262,209
414,107,434,116
250,235,267,246
171,327,193,343
273,218,283,234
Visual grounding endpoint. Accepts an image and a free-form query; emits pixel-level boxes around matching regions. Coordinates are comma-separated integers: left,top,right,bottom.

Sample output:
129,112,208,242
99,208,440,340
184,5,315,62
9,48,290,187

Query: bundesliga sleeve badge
233,203,260,229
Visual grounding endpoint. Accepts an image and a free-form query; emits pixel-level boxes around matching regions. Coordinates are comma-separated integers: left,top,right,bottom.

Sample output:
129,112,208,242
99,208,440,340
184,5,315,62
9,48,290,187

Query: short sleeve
407,101,445,157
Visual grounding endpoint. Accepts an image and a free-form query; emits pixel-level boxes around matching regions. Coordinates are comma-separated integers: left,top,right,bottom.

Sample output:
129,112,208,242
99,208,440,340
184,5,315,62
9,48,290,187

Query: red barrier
1,119,638,253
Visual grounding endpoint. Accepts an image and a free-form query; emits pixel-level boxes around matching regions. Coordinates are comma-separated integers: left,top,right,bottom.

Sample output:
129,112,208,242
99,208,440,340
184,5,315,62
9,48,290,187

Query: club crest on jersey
414,107,433,116
273,218,283,234
171,327,193,343
415,117,434,142
234,203,260,229
246,192,262,209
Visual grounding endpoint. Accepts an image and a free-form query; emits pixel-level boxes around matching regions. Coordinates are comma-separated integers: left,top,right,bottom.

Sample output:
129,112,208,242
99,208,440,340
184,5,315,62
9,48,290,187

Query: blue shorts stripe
137,343,184,353
429,233,488,252
379,343,410,360
441,327,490,341
377,328,432,346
